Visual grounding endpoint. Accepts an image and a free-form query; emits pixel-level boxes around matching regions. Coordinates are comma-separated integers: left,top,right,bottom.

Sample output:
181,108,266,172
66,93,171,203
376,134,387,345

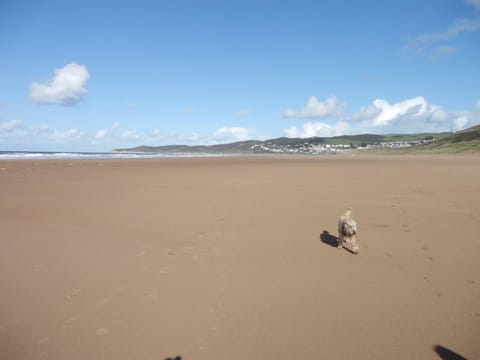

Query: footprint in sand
468,212,478,222
146,293,159,300
372,223,389,228
38,335,54,344
401,221,411,232
137,250,147,257
64,289,81,302
96,328,109,336
62,315,80,329
96,293,114,307
96,287,126,307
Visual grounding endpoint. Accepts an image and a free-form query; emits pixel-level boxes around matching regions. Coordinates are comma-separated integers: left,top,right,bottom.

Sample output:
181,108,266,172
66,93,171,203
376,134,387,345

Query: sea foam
0,151,228,160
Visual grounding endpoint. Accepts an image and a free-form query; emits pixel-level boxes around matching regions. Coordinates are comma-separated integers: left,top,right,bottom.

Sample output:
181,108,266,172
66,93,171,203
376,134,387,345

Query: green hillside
419,124,480,153
113,129,477,154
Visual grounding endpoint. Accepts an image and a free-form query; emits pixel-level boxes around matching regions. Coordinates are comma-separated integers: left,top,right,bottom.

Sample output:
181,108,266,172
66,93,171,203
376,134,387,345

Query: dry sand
0,155,479,360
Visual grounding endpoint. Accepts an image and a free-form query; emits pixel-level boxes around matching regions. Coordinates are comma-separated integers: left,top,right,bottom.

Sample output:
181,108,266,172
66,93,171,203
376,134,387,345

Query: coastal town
250,138,436,154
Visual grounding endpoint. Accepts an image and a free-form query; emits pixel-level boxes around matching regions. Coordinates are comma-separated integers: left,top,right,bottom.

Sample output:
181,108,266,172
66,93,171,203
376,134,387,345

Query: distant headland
114,124,480,155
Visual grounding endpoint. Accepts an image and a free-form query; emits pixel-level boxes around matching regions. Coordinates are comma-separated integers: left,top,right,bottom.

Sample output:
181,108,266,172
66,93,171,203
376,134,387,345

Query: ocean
0,151,226,161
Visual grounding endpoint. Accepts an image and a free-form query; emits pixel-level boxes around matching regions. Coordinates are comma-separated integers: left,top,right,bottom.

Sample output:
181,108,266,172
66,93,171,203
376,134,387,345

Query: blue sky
1,0,479,151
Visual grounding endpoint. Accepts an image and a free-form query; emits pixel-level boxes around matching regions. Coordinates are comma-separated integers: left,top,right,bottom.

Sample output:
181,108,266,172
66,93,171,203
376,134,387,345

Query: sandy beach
0,155,479,360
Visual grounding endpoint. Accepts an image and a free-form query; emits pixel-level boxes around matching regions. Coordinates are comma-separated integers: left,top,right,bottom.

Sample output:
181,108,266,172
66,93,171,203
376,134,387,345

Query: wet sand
0,155,479,359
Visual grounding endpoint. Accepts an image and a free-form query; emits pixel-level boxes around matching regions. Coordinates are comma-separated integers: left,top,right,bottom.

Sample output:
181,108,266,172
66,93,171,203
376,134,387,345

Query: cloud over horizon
0,119,84,145
213,127,252,142
283,96,345,119
2,96,479,151
283,96,479,138
285,121,348,138
29,62,90,105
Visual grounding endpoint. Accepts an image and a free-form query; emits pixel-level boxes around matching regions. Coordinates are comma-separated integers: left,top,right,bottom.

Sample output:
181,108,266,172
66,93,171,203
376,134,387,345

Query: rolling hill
113,128,480,154
416,124,480,153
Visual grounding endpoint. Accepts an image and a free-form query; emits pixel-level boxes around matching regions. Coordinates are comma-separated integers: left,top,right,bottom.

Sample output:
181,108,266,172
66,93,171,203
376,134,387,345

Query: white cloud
0,119,84,144
143,130,203,146
120,130,140,141
418,17,480,43
366,97,430,126
92,123,121,144
466,0,480,10
149,129,162,138
283,96,345,119
284,96,480,138
429,45,457,61
403,2,480,60
213,127,252,142
471,100,480,123
347,104,382,122
350,96,476,133
51,128,84,140
30,62,90,105
454,116,470,129
284,121,349,138
94,129,108,140
0,119,23,132
236,110,250,118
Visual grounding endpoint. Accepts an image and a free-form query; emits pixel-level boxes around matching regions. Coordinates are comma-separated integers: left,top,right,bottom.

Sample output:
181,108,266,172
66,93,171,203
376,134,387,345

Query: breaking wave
0,151,229,160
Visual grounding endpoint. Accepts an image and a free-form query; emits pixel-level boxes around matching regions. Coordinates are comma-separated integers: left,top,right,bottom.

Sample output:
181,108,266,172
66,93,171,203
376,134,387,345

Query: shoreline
1,147,479,161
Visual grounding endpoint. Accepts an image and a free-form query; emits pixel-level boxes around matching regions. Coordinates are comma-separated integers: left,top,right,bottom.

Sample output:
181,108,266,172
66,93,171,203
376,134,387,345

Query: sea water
0,151,228,160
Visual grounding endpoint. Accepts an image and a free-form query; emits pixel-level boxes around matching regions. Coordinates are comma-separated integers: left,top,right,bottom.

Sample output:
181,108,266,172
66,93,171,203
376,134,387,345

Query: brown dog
338,208,359,254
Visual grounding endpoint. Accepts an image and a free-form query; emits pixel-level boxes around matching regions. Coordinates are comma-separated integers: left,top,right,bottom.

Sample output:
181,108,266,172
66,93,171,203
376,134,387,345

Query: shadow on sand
433,345,467,360
165,357,182,360
320,230,357,255
320,230,338,247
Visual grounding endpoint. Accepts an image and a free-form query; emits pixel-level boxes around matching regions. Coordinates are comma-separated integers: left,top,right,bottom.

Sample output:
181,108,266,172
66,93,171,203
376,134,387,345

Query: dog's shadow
320,230,338,247
320,230,357,254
